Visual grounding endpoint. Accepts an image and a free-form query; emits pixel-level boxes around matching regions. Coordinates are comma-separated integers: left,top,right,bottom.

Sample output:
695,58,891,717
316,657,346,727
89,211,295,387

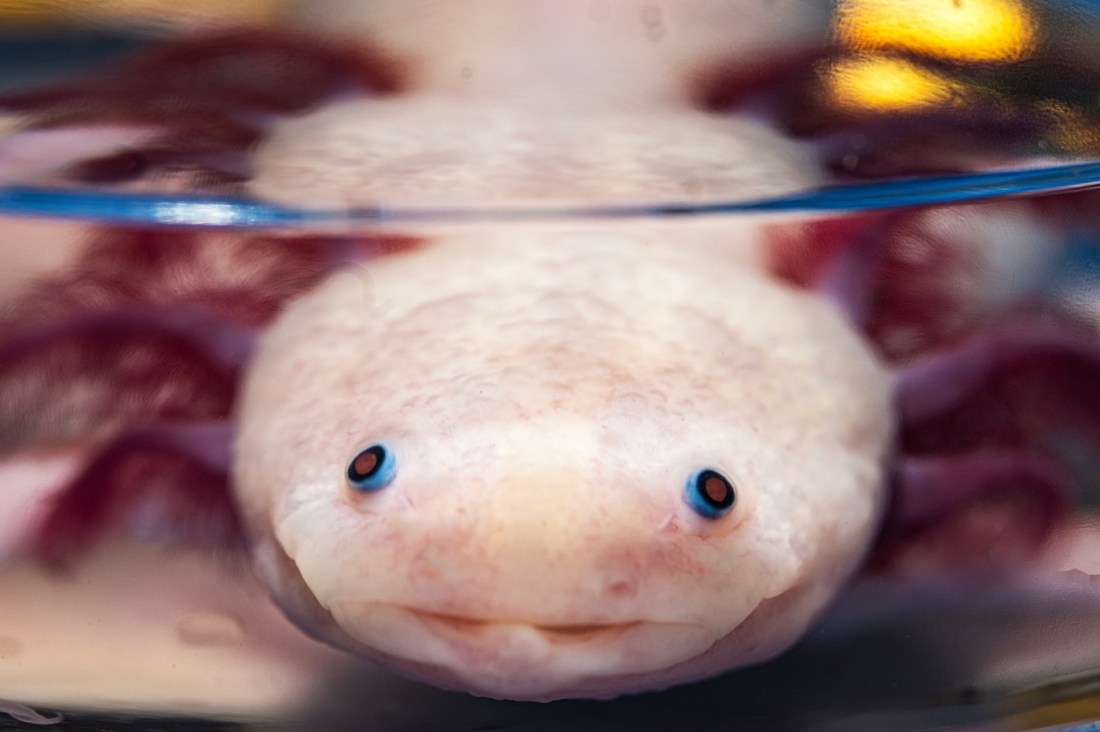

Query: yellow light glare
826,55,965,113
837,0,1037,63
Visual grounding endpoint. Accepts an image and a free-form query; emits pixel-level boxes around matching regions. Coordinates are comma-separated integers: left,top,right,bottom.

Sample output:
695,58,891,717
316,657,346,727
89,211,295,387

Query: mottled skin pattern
235,229,891,699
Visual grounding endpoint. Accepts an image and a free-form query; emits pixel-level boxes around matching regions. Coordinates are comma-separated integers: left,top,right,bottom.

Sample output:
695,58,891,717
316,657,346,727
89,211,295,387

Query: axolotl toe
233,229,893,700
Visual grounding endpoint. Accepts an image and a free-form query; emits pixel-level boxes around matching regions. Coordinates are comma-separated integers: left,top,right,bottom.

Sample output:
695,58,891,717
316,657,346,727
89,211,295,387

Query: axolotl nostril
232,229,893,700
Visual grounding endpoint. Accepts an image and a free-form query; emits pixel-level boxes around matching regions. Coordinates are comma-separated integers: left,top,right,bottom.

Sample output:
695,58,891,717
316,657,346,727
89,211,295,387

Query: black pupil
697,470,734,509
350,446,385,481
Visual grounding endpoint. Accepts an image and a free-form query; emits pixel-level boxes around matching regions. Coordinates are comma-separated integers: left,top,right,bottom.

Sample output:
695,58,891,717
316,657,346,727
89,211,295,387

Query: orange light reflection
836,0,1037,63
825,55,967,113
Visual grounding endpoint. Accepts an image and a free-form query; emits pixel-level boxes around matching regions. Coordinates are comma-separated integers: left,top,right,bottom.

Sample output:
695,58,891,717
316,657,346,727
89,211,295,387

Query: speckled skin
234,225,893,700
249,96,823,210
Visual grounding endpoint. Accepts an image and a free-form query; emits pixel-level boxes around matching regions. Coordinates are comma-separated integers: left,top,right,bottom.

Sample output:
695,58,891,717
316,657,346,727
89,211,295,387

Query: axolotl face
233,229,893,700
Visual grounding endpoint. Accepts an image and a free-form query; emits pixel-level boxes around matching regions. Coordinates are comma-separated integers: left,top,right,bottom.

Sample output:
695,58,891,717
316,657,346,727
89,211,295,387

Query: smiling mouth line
402,608,643,643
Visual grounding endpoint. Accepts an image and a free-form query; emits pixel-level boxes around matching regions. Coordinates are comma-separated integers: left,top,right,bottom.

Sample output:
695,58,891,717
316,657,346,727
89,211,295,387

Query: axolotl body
8,207,1081,701
0,6,1096,703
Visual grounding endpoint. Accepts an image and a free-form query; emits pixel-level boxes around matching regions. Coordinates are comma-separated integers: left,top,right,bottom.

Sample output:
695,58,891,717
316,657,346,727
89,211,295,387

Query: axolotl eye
684,468,736,519
346,444,397,492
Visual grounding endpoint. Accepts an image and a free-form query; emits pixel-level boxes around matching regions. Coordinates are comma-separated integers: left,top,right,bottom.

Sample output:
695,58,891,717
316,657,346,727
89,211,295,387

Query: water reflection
835,0,1038,63
0,2,1097,731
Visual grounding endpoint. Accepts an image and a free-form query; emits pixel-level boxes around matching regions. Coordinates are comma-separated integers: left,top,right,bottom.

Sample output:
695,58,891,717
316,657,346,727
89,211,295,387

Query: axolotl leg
0,305,249,563
27,421,243,566
881,322,1100,572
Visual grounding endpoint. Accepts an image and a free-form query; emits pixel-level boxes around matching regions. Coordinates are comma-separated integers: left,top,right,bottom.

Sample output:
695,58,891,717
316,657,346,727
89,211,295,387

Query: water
0,2,1100,730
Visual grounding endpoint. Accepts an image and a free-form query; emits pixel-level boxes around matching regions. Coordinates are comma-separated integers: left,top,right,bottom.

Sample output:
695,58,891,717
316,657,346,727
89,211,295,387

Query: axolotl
234,226,892,700
0,5,1096,702
6,205,1089,702
231,212,1092,701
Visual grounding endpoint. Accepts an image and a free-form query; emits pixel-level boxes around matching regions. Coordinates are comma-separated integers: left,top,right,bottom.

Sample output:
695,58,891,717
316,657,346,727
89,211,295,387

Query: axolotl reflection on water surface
1,0,1099,704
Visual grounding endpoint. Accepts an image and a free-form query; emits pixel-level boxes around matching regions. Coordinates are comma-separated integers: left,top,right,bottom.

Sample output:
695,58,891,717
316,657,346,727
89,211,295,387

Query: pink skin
0,23,1097,701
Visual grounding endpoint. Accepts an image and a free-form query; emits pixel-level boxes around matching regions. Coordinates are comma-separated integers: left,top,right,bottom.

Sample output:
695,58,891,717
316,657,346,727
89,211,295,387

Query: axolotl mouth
327,600,719,697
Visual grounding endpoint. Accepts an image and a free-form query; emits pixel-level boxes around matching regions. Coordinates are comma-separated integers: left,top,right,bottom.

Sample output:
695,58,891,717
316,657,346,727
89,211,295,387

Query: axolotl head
233,229,893,700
